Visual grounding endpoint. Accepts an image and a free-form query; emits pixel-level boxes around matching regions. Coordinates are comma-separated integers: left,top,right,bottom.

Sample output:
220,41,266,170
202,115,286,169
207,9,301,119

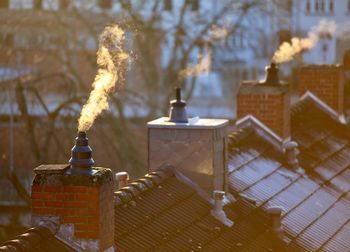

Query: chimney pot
263,62,280,85
284,141,300,170
267,206,284,237
116,171,129,189
68,131,94,173
168,88,188,123
211,190,234,227
213,190,225,212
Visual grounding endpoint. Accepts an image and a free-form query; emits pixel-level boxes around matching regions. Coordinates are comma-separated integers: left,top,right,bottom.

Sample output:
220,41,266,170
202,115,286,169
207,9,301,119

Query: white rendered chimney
116,172,129,189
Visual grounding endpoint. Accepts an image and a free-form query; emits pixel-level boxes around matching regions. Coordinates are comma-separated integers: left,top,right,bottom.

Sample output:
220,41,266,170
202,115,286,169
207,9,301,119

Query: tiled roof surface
0,226,75,252
227,99,350,251
114,167,287,252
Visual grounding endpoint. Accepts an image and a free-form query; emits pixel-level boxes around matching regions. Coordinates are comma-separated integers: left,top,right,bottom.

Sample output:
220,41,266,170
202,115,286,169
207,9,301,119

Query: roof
227,97,350,251
0,225,75,252
114,167,287,252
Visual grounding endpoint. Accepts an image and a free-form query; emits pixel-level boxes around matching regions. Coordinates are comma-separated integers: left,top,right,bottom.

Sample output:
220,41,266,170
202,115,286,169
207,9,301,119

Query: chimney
148,88,229,193
237,63,290,140
284,141,300,170
115,172,129,189
210,190,234,227
31,132,114,252
168,87,188,123
267,206,284,238
298,65,345,116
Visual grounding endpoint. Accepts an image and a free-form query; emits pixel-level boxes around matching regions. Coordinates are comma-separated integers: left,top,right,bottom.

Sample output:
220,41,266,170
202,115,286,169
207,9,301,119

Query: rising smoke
179,49,212,79
78,25,128,132
178,25,228,79
272,19,336,64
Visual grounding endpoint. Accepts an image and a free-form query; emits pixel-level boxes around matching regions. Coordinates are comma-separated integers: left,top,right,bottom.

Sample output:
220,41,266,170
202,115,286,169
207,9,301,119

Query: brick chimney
31,132,114,252
147,88,229,192
298,65,345,116
237,63,290,140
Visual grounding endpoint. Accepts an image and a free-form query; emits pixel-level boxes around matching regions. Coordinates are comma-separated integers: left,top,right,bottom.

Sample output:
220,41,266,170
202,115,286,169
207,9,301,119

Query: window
33,0,42,10
315,0,319,12
321,0,325,12
329,0,333,12
164,0,172,11
60,0,69,9
99,0,112,9
306,0,310,13
0,0,9,8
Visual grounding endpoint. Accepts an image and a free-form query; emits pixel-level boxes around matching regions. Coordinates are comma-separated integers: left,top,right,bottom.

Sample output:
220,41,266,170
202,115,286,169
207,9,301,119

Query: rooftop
114,166,286,251
227,95,350,251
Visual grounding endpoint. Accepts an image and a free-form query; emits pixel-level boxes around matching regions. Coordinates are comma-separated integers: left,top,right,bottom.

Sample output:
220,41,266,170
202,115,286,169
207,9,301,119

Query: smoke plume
178,25,230,80
272,19,336,64
78,25,128,132
179,49,212,79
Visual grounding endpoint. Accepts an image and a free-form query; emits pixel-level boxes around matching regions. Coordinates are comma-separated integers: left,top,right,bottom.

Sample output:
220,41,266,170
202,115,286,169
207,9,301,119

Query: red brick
64,201,87,208
75,207,99,216
63,216,87,223
298,66,344,115
55,193,65,200
31,192,55,200
32,207,55,215
32,185,43,192
44,185,62,192
75,231,99,239
238,91,290,139
75,193,92,201
64,186,87,193
75,223,99,232
31,200,44,207
56,193,75,200
45,201,63,207
55,208,77,216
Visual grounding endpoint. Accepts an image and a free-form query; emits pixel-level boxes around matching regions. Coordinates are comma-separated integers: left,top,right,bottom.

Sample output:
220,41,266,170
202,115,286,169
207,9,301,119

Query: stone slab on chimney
148,117,229,192
298,65,345,116
31,164,114,252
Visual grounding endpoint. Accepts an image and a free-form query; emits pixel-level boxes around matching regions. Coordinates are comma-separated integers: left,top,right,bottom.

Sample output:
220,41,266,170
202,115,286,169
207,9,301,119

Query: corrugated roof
0,226,75,252
114,167,287,252
228,97,350,251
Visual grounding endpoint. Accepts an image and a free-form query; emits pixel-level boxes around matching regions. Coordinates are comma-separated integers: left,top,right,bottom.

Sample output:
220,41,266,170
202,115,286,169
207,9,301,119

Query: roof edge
298,91,347,124
235,115,290,153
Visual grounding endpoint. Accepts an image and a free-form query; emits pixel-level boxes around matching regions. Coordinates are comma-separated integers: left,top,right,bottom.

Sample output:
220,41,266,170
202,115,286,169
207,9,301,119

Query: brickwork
148,119,228,192
31,165,114,251
237,86,290,139
298,65,344,115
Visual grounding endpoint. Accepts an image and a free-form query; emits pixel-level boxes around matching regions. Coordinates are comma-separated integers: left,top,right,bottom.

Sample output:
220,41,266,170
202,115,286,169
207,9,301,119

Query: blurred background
0,0,349,243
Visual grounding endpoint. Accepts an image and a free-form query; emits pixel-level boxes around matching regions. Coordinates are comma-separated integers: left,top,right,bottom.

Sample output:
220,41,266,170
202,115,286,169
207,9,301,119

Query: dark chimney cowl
263,62,280,85
168,87,188,123
68,131,95,174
